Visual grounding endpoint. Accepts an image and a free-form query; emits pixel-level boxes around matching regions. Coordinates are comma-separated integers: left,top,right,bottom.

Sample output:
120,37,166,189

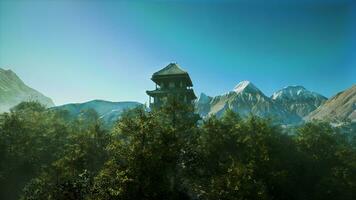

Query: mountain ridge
52,99,142,127
306,85,356,123
271,85,327,118
2,68,354,126
0,68,55,112
196,81,303,124
196,81,330,124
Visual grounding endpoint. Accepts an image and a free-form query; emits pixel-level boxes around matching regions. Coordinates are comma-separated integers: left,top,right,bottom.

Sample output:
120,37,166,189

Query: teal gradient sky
0,0,355,105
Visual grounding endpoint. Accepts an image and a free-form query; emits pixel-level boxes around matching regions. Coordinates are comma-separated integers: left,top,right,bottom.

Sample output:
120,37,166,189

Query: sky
0,0,355,105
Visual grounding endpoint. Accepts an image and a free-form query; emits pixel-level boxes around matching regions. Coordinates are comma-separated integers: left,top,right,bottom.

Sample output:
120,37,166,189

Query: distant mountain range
52,100,142,127
196,81,355,125
0,68,142,127
196,81,301,124
1,68,355,126
0,68,54,112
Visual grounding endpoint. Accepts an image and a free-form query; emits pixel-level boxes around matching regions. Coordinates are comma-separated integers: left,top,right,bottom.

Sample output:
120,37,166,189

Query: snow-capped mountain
306,85,356,123
271,86,327,118
233,80,260,94
0,68,54,112
52,100,142,127
196,81,300,124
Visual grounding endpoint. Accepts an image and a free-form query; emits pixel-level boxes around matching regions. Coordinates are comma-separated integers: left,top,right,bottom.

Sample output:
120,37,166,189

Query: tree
21,115,109,200
295,122,356,200
92,102,197,200
192,110,308,200
0,102,70,200
2,101,356,200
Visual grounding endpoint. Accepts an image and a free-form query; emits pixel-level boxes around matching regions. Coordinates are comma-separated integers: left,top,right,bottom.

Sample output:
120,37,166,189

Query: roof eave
151,74,193,86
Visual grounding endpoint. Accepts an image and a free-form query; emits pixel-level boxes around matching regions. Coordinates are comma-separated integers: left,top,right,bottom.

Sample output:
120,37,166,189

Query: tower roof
153,63,188,76
151,63,193,86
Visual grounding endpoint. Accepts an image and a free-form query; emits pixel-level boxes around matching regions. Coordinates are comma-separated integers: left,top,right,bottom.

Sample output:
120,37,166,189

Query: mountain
0,68,54,112
306,85,356,123
195,93,213,117
196,81,300,124
52,100,142,127
271,86,327,118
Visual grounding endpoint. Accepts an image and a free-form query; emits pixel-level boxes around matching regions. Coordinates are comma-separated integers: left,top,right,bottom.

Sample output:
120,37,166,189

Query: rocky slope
195,93,213,117
0,68,54,112
306,85,356,123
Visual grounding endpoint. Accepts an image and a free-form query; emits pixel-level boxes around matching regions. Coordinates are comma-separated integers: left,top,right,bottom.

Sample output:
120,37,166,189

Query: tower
146,63,197,109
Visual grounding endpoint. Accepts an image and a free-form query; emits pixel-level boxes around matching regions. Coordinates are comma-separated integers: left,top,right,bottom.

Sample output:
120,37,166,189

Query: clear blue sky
0,0,355,105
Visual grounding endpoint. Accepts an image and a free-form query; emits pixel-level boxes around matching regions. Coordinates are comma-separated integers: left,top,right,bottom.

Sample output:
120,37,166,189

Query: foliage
0,102,355,200
91,102,197,200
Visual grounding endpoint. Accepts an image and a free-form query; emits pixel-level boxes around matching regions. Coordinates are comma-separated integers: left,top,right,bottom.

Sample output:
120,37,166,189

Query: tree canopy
0,102,355,200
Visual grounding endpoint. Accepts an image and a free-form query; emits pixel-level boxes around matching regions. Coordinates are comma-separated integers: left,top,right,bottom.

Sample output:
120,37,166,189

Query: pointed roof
153,63,188,76
151,63,193,86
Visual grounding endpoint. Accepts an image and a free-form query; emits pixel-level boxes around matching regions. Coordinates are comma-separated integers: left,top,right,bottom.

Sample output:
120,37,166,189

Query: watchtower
146,63,197,109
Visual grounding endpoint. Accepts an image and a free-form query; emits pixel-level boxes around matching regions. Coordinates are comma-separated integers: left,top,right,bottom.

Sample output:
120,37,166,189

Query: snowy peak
195,82,331,124
272,85,325,100
271,85,327,118
195,80,299,124
233,81,261,94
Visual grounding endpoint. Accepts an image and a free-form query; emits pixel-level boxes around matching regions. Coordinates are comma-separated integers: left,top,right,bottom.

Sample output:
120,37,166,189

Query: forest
0,101,355,200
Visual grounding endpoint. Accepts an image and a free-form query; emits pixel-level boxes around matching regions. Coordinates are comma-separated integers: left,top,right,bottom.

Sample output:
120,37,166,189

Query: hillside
306,85,356,123
0,68,54,112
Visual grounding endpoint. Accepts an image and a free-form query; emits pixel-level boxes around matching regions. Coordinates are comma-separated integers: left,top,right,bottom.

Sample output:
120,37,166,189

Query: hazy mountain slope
196,81,300,124
0,68,54,112
53,100,142,126
306,85,356,122
272,86,327,118
195,93,213,117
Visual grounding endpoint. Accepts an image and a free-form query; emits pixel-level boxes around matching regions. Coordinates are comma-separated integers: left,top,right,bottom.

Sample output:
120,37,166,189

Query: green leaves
91,104,197,200
1,101,355,200
294,122,356,200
